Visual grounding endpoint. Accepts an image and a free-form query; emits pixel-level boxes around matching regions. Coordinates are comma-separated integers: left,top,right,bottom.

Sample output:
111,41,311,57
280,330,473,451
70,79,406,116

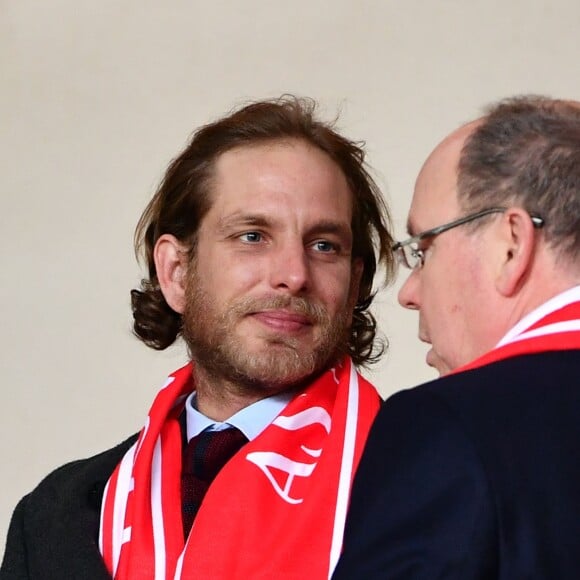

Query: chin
239,340,343,390
426,350,450,376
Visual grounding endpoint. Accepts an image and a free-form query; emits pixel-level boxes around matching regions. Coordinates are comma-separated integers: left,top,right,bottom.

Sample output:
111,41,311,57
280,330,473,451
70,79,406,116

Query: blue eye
312,240,336,253
240,232,263,243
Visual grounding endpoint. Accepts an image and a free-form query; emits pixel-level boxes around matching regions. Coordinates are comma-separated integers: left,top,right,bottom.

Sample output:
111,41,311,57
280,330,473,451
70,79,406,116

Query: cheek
420,276,463,341
203,255,262,296
427,278,478,357
433,265,466,313
315,267,354,307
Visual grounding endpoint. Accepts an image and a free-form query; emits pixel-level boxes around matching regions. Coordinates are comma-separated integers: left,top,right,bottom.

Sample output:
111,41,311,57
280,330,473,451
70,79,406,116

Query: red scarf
455,287,580,374
99,357,380,579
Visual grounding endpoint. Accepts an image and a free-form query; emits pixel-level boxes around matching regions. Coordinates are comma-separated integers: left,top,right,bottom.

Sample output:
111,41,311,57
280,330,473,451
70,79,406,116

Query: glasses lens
408,245,421,269
395,245,420,269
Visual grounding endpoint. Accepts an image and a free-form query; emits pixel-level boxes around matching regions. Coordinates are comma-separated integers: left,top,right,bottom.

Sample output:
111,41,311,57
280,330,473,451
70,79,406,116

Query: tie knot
182,427,248,481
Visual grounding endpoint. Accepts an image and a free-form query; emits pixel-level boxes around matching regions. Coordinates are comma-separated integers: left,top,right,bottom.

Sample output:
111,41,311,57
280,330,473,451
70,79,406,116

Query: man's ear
495,208,536,297
154,234,189,314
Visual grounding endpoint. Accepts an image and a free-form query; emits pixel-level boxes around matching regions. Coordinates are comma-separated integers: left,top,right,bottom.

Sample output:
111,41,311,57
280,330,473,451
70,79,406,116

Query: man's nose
268,242,310,294
397,271,420,310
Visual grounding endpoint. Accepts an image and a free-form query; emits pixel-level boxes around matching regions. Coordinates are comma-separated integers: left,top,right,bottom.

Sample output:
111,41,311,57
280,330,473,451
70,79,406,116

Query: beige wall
2,0,579,550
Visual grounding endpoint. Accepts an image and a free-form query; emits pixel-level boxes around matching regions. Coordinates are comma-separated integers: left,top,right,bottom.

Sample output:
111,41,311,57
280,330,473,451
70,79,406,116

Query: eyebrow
306,221,354,253
217,212,270,233
218,213,352,242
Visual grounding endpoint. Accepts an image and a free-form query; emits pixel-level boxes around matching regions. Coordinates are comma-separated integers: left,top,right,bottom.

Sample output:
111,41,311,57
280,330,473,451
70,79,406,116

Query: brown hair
458,96,580,259
131,95,395,366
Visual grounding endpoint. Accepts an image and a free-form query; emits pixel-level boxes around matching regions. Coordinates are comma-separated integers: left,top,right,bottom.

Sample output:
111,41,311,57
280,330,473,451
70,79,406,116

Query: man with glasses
333,96,580,579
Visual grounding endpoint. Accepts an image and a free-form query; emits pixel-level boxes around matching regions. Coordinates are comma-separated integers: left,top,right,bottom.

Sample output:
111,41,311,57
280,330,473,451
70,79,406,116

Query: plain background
2,0,580,552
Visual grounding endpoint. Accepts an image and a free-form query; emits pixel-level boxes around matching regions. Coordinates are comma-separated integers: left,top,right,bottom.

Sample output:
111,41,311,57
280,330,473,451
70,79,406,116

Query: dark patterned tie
181,427,248,538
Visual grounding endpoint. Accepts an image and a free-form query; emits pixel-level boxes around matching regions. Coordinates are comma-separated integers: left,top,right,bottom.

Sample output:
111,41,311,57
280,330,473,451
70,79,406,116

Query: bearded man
334,96,580,579
1,96,394,579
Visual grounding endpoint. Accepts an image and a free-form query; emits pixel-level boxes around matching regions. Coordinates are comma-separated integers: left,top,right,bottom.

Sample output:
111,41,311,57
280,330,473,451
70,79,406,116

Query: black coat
333,350,580,580
1,435,138,579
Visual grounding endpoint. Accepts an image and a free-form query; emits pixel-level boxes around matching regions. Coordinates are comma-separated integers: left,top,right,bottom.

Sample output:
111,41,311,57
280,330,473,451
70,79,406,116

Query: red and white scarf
456,285,580,373
99,357,380,579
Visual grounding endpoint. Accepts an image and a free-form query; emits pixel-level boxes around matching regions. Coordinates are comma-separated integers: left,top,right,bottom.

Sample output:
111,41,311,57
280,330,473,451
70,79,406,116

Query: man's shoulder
379,349,580,446
26,433,138,505
403,349,579,402
2,435,139,579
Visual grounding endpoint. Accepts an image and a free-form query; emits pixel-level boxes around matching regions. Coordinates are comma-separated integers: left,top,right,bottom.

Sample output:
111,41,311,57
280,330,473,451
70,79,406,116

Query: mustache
229,295,328,324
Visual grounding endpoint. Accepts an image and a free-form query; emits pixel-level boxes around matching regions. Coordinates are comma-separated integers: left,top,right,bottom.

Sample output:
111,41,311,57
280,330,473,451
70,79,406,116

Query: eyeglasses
393,207,545,270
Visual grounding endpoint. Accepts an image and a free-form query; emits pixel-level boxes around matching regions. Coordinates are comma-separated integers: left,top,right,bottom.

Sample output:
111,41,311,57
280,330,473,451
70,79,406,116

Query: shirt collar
496,284,580,347
184,389,295,442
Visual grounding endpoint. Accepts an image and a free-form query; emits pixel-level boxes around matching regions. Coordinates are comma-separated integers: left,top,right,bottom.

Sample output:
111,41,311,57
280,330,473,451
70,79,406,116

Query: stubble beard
182,277,352,395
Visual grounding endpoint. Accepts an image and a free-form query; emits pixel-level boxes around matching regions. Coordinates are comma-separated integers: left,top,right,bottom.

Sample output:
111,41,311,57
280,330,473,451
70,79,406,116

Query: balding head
397,95,580,375
456,96,580,266
408,121,480,233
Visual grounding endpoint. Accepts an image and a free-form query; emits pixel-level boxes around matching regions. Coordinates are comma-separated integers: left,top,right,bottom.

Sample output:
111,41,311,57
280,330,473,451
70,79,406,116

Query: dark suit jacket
333,350,580,580
1,435,138,579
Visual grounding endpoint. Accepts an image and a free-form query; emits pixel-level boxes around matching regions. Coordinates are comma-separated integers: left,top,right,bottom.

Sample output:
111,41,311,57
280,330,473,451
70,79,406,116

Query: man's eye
239,232,263,243
312,240,337,253
410,246,426,266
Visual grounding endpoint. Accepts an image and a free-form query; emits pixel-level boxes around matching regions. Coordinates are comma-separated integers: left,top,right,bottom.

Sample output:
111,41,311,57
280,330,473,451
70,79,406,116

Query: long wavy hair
131,96,395,366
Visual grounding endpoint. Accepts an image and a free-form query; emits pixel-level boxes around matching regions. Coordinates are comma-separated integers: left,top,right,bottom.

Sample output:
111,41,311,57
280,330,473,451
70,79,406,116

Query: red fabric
454,300,580,374
99,357,380,579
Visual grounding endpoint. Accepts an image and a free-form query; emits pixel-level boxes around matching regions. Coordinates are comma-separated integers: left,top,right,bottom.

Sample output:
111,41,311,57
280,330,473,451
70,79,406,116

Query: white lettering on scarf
245,406,332,504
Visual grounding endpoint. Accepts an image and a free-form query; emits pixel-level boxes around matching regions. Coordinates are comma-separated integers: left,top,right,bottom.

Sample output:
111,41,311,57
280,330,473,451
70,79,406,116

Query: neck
499,247,580,334
192,364,279,422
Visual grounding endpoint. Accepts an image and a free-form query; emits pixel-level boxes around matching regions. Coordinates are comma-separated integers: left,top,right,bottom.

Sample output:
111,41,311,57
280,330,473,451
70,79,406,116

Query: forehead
408,122,478,233
213,138,345,182
209,139,353,216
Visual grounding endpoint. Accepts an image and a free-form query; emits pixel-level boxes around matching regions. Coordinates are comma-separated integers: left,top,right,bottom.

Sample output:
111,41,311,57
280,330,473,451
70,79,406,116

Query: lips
251,309,313,332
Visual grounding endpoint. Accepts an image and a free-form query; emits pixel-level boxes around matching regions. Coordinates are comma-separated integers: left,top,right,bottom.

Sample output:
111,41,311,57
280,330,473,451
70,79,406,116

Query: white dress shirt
184,389,295,442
